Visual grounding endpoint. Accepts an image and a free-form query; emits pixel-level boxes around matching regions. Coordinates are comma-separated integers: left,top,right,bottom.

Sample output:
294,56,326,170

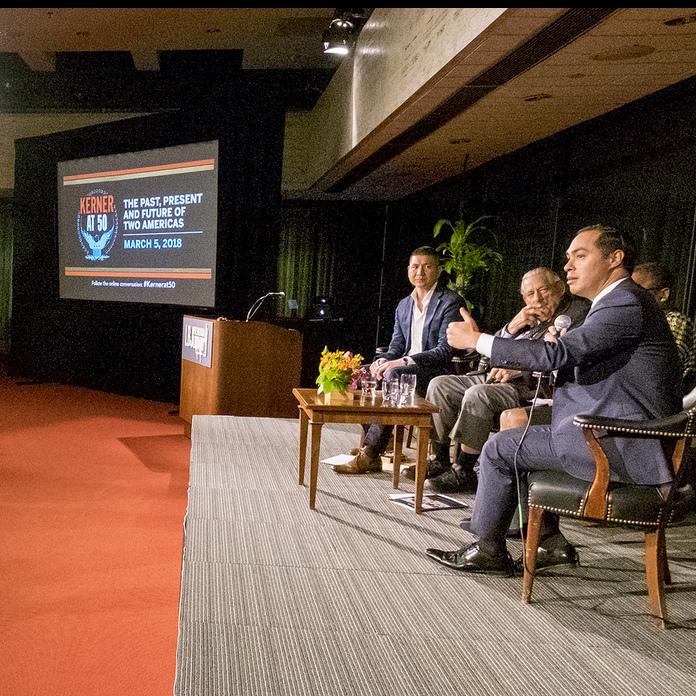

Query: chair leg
644,529,667,628
661,536,672,586
406,425,414,449
522,507,543,603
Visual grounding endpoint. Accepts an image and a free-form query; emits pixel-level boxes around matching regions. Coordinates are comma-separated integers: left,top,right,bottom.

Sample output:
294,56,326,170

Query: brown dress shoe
333,449,382,474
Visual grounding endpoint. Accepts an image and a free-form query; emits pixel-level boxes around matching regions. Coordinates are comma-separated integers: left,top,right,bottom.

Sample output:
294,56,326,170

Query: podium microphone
246,292,285,322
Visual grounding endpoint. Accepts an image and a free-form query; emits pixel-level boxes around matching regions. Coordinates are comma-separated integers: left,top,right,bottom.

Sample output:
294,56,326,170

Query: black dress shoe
425,542,515,576
514,539,579,573
402,457,449,481
425,466,477,493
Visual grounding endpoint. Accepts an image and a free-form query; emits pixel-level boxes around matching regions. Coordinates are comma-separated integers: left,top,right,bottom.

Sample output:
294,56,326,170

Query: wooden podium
179,317,303,437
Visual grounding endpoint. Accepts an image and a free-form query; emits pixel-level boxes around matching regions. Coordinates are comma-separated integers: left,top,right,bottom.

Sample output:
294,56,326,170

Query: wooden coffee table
292,388,439,513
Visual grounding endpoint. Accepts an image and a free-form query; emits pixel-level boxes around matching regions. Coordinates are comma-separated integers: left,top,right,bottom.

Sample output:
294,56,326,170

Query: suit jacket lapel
403,295,414,349
421,289,441,348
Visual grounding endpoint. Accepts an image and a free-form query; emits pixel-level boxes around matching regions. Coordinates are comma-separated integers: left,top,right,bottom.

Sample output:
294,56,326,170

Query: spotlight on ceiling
322,8,371,56
322,16,355,55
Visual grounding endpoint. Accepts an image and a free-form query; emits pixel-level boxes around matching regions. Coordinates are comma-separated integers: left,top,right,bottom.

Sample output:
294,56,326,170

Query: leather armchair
522,410,696,628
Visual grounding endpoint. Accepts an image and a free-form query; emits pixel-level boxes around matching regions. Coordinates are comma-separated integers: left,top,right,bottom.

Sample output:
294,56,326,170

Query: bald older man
421,267,589,494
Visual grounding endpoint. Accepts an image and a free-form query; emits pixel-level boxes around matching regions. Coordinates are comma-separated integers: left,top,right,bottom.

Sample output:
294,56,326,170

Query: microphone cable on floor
512,313,571,573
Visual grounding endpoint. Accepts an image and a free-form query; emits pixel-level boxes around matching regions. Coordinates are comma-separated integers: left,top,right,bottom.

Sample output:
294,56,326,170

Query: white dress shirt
404,285,436,363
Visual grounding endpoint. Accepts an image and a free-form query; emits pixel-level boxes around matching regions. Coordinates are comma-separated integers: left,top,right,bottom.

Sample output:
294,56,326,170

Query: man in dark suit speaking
426,225,682,575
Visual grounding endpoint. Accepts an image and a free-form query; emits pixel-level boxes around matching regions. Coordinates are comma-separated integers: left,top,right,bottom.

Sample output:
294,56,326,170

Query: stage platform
175,415,696,696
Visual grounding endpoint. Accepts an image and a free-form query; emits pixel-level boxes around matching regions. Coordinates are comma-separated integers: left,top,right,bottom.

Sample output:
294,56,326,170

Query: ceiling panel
1,7,696,200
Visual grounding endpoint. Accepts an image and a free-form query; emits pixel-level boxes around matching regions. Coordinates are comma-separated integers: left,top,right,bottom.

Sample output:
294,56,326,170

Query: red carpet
0,377,190,695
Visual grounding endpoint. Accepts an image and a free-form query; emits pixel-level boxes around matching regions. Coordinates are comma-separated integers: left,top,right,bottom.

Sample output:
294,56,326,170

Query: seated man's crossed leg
426,425,579,574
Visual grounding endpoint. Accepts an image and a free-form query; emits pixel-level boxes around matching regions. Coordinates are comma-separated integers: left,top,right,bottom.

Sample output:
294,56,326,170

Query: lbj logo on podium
182,317,213,368
186,325,208,358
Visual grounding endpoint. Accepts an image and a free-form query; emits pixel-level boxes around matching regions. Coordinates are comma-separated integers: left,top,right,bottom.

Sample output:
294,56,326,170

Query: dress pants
426,373,521,451
469,425,576,552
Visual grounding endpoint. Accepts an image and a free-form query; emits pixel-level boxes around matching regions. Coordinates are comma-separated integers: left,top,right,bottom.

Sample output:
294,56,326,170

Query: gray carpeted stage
174,416,696,696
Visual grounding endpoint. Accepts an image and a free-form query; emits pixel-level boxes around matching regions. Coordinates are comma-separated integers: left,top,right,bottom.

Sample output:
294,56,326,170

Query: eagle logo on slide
76,188,119,261
80,225,115,261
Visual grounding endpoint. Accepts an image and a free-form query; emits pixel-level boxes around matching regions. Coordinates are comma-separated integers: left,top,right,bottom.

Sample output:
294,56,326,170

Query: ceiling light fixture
322,16,355,55
322,8,371,56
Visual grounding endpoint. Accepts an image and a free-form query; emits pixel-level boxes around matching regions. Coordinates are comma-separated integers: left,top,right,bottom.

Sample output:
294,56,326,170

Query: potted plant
433,215,503,311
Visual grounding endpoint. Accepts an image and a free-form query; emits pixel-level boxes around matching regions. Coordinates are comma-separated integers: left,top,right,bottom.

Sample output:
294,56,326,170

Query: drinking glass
382,378,400,406
361,375,378,400
399,373,417,406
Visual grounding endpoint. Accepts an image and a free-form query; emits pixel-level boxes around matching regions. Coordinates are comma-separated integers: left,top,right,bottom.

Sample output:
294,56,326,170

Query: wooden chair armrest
576,410,694,518
580,428,612,518
574,411,691,438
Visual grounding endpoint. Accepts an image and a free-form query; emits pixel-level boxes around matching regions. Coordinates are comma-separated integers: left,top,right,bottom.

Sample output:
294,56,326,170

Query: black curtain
11,98,285,402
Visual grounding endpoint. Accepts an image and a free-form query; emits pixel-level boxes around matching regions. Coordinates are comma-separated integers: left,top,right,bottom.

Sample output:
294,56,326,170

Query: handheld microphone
554,314,572,332
245,292,285,322
531,315,572,379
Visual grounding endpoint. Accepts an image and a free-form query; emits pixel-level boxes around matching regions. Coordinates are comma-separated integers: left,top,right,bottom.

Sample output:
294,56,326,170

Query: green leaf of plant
432,213,503,305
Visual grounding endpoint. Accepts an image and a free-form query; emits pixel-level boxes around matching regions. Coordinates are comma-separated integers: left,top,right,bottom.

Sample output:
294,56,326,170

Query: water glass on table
361,374,378,400
382,377,400,406
399,373,417,406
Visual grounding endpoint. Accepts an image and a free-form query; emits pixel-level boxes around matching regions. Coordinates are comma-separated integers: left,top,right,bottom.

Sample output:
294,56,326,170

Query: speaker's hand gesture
446,307,481,350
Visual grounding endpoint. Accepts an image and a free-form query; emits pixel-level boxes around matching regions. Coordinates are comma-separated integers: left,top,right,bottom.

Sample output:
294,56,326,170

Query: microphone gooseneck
246,292,285,322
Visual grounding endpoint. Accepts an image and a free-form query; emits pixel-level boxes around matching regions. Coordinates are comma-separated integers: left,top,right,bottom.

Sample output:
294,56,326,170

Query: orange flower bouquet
316,347,363,402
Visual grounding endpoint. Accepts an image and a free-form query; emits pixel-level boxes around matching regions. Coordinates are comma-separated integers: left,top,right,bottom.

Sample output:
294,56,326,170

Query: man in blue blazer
334,246,463,474
426,225,682,575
